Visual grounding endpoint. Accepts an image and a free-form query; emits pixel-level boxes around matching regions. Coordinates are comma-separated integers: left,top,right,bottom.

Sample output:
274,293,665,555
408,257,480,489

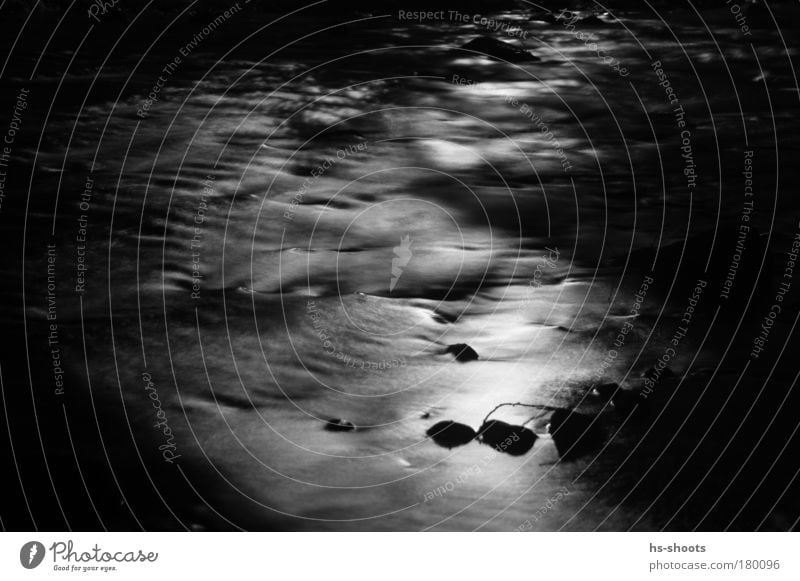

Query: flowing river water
2,2,800,531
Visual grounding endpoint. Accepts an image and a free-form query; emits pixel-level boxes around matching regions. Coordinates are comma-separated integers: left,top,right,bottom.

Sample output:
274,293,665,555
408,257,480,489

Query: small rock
590,382,620,400
325,418,356,432
445,343,479,362
592,382,648,416
426,421,476,449
610,389,648,418
477,420,537,456
548,409,603,461
461,37,540,63
642,366,674,382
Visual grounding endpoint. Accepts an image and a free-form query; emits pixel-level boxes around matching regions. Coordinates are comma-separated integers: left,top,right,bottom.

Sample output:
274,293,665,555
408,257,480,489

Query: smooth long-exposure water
2,2,799,531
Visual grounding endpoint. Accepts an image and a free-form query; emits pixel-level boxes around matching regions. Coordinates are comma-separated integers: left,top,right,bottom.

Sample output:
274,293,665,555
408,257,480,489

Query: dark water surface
2,2,800,531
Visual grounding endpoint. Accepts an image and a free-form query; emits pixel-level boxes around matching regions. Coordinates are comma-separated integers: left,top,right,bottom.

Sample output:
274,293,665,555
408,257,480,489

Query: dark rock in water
445,343,479,362
477,420,537,455
548,409,603,461
622,227,772,311
325,418,356,432
461,37,540,63
643,366,674,383
611,389,649,418
589,382,649,417
426,421,476,449
590,382,620,400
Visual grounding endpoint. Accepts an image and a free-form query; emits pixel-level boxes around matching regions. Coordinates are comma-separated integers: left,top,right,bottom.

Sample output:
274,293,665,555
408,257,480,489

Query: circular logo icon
20,541,45,569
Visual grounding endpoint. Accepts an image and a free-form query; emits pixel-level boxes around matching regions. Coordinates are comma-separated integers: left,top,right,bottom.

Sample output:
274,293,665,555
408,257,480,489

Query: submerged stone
445,343,479,362
426,421,476,449
611,389,649,418
325,418,356,432
548,409,603,461
590,382,620,400
477,420,537,456
643,366,675,384
461,37,540,62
